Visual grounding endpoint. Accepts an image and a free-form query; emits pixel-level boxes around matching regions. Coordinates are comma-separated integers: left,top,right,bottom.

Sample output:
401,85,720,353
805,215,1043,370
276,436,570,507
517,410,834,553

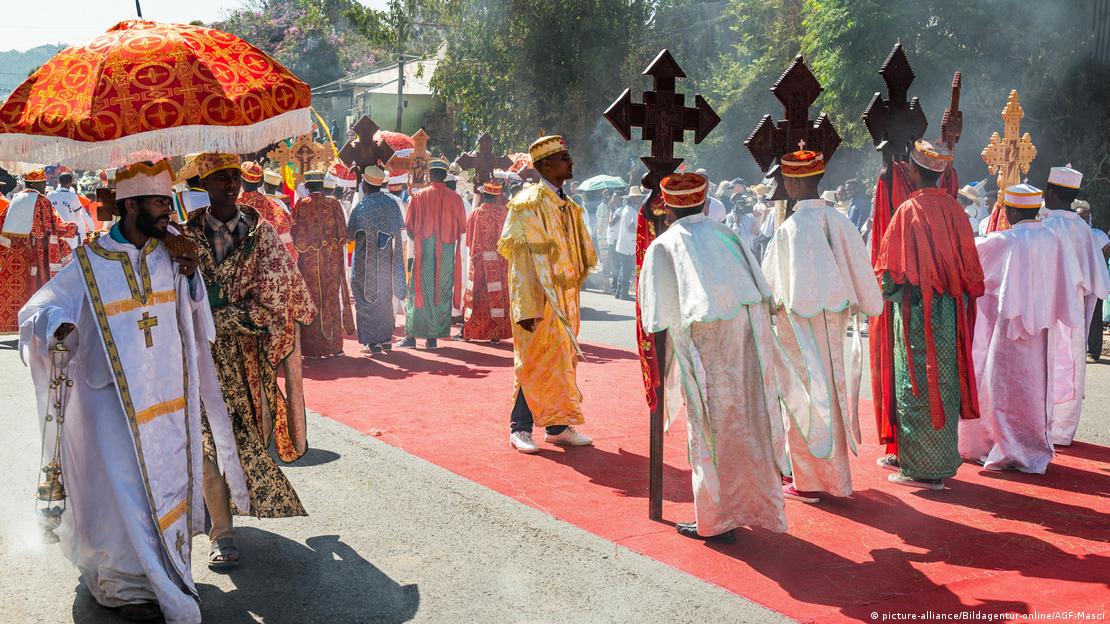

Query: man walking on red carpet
500,136,597,453
873,140,984,491
639,172,790,543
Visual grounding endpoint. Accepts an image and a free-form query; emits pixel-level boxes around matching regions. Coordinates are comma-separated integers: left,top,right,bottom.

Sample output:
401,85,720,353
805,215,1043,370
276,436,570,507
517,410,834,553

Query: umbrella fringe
0,107,313,171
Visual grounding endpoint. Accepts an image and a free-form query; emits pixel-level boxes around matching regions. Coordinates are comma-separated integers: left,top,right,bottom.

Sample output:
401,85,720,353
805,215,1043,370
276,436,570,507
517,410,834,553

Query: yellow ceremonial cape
498,183,597,427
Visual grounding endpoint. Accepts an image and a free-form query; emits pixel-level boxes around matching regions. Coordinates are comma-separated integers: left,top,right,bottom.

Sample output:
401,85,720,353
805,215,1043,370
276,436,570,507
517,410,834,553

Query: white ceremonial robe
639,214,792,536
1039,209,1110,445
961,222,1084,473
761,199,884,496
18,232,248,624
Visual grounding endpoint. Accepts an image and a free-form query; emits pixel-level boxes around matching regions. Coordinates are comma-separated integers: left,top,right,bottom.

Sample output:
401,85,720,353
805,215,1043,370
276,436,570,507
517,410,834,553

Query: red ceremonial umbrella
0,20,313,169
377,131,414,174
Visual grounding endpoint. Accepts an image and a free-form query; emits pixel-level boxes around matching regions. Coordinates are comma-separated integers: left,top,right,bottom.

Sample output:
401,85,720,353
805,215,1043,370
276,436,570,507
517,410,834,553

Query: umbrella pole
135,0,143,17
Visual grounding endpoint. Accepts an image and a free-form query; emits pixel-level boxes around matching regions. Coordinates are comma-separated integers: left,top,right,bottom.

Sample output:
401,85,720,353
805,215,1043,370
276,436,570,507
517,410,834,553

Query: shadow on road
0,338,16,350
200,528,418,623
283,447,342,468
71,529,419,624
580,306,634,323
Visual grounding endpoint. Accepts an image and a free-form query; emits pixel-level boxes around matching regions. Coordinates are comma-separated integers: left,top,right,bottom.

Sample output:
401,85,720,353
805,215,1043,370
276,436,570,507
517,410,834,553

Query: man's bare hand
518,318,537,332
54,323,75,341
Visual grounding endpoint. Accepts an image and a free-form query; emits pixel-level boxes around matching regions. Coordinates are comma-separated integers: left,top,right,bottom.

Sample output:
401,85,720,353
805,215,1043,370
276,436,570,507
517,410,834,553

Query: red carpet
300,338,1110,623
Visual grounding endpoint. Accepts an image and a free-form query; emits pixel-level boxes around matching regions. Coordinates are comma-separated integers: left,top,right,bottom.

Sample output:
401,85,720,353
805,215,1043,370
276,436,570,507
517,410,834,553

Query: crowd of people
2,126,1109,622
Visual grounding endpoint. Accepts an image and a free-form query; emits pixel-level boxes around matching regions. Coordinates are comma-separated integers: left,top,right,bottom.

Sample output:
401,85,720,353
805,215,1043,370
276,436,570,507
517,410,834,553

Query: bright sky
0,0,389,52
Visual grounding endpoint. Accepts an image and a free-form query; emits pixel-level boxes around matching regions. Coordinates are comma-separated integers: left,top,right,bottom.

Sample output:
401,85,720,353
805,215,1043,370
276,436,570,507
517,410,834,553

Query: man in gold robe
499,136,598,453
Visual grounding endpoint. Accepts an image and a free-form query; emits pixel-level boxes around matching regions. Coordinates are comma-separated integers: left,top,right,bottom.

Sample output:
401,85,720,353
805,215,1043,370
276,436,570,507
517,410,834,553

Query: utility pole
396,49,405,132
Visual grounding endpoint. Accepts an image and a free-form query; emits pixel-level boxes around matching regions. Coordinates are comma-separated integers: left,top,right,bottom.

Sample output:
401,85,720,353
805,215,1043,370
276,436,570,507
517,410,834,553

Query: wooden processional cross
456,132,512,184
862,43,929,166
603,49,720,521
981,90,1037,231
338,115,396,174
941,72,963,151
410,129,431,188
745,55,842,202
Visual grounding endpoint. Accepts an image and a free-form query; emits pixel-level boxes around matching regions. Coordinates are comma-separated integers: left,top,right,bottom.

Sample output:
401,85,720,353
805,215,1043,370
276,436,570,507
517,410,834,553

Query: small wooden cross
137,311,158,348
862,43,929,164
410,128,431,189
455,133,512,184
604,49,720,191
338,116,395,172
940,72,963,151
982,90,1037,195
745,55,841,200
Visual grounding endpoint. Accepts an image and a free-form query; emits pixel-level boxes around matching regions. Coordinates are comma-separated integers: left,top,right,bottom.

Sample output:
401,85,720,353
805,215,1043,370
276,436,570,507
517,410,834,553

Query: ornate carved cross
455,132,512,184
603,49,719,523
338,115,395,172
863,43,929,164
940,72,963,151
981,90,1037,232
409,128,431,188
982,90,1037,196
267,135,335,187
745,55,841,201
604,49,720,191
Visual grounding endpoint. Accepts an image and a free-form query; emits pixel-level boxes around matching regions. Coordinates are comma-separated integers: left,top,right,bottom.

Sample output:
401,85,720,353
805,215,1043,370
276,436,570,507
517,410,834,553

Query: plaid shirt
204,209,249,264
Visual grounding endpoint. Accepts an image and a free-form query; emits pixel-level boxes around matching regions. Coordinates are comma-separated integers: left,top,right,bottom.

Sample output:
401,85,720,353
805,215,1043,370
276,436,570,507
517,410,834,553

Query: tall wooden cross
338,115,395,172
137,311,158,348
862,43,928,164
603,49,720,522
409,128,432,189
981,90,1037,232
940,72,963,151
605,49,720,192
456,133,512,184
745,55,841,201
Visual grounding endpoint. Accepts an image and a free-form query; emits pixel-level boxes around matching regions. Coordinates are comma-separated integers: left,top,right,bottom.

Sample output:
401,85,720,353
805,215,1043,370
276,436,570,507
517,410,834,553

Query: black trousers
510,390,568,435
1089,298,1104,360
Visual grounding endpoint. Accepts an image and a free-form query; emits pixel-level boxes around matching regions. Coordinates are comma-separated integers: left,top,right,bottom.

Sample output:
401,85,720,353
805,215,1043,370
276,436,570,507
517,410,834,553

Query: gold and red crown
22,169,47,183
781,144,825,178
529,135,568,163
240,161,264,184
481,181,504,195
660,173,708,208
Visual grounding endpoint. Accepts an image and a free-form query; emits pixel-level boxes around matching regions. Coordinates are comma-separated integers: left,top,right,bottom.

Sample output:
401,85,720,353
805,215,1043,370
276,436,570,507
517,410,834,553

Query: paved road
0,335,783,624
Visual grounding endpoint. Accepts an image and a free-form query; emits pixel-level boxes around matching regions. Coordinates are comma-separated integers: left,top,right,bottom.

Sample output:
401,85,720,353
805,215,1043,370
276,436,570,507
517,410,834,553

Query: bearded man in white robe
18,161,247,624
1038,166,1110,446
761,147,883,502
639,172,793,544
962,185,1084,473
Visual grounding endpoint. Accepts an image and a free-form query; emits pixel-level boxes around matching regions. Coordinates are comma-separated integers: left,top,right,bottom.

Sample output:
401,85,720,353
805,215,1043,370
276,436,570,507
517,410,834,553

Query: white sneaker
545,426,593,447
509,431,540,454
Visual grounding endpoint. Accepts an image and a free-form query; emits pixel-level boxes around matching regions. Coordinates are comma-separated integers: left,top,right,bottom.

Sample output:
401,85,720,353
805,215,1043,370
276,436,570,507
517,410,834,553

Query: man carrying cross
761,144,883,502
873,140,984,491
19,160,248,623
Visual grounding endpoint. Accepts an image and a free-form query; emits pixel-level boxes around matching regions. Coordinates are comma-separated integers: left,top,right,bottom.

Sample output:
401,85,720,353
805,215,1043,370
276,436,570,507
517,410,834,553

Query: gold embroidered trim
136,396,186,424
158,499,188,531
102,290,176,316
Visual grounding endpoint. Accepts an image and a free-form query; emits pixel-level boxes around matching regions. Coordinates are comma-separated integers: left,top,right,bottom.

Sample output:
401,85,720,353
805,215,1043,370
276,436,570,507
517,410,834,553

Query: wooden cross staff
603,49,720,522
746,55,841,202
862,43,928,165
455,132,513,184
338,115,396,173
941,72,963,151
410,128,431,189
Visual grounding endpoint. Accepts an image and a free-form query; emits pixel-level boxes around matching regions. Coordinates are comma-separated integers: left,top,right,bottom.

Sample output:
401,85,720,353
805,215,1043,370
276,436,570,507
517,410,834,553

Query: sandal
208,537,240,570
